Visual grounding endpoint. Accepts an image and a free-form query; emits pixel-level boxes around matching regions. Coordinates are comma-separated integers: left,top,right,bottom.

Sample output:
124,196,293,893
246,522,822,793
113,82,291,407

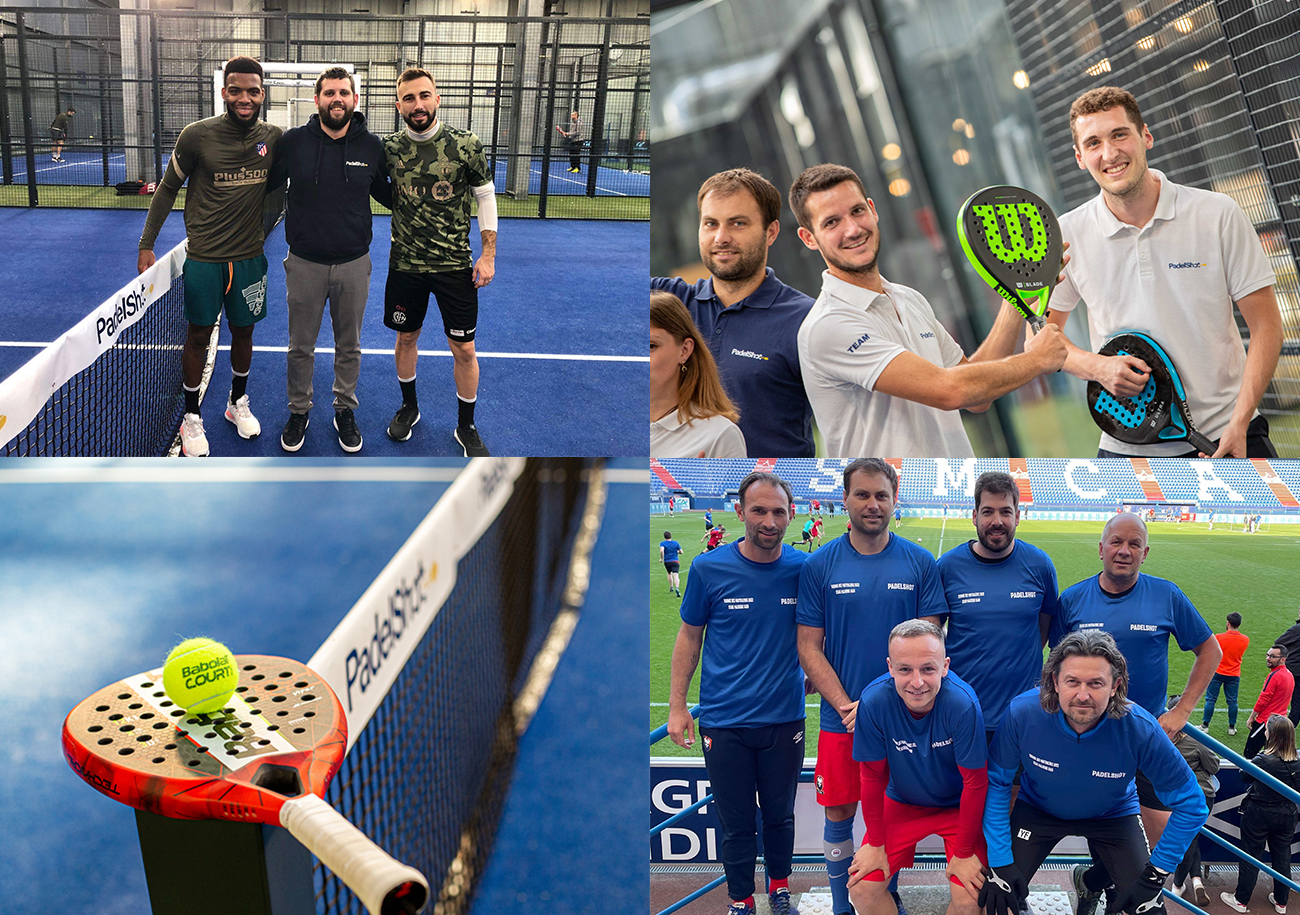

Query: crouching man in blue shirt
980,630,1207,915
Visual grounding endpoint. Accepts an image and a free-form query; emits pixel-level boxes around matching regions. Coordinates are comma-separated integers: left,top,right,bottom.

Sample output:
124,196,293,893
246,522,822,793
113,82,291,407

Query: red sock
769,879,789,893
735,896,755,911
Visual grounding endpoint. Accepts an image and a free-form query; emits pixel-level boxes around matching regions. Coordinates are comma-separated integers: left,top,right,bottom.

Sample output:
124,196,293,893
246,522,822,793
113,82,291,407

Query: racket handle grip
1188,430,1217,456
281,793,430,915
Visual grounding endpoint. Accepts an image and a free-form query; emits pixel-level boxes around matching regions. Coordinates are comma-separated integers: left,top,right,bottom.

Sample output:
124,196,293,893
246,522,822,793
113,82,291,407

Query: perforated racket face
63,655,345,823
1086,333,1200,446
957,186,1062,321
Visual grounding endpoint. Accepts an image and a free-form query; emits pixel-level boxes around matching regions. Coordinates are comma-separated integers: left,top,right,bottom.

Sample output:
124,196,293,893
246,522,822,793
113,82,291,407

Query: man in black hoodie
272,66,391,453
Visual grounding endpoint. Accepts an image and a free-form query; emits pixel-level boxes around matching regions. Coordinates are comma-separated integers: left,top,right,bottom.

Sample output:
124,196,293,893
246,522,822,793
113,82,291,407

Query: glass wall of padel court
0,7,648,219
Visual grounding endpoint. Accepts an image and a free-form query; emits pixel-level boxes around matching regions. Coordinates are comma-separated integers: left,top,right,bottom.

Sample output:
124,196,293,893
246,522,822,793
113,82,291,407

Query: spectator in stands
651,291,746,458
1273,609,1300,725
1167,701,1219,905
1055,512,1220,909
1223,714,1300,915
668,471,806,915
1244,645,1295,759
1202,612,1250,735
652,168,816,457
791,163,1067,458
798,458,946,915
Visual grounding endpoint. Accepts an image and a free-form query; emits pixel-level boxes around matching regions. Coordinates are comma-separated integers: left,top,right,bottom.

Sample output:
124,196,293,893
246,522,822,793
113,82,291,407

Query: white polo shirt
650,410,747,458
1049,169,1275,455
797,272,973,457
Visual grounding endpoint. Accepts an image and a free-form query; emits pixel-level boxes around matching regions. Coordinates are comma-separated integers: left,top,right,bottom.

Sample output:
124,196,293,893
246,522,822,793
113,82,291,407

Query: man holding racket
791,163,1067,458
1047,85,1282,458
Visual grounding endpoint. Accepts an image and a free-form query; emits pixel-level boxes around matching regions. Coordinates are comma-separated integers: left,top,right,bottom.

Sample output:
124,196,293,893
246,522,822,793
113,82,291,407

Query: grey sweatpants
284,250,370,413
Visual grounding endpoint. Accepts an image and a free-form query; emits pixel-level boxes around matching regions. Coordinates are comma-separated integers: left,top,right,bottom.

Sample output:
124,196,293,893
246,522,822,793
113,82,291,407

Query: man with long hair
668,472,807,915
652,168,815,457
980,631,1206,915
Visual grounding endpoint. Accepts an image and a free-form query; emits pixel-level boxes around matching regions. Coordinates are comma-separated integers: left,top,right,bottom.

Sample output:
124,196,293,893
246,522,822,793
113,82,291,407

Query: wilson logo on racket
957,186,1062,331
971,203,1049,265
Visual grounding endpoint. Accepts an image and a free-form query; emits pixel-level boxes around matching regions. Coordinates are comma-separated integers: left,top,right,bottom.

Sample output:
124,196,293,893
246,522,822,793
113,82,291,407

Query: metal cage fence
0,8,648,219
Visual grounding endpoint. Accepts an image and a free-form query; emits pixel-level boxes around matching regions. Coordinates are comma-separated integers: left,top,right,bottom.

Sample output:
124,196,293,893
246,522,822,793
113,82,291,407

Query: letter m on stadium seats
933,459,977,498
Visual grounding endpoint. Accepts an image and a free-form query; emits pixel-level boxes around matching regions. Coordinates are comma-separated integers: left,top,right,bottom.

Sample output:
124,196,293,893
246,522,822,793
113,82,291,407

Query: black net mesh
317,458,589,915
0,9,648,219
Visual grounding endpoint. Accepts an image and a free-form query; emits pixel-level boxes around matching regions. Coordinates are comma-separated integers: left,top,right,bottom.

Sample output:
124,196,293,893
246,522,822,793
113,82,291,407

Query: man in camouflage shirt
138,55,281,456
382,67,497,456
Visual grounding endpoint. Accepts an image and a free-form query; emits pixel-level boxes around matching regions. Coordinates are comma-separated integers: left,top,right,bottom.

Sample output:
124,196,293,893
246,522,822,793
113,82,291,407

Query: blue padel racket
1086,332,1216,455
957,185,1063,331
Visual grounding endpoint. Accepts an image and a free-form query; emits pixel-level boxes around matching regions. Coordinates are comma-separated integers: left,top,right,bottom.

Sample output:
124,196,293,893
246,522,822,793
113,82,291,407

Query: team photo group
661,459,1300,915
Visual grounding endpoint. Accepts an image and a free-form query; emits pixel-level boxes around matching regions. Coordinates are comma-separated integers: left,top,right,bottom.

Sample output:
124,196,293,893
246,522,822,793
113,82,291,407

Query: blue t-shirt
652,269,814,457
984,690,1205,871
705,510,713,526
937,540,1060,731
660,539,682,563
680,539,807,728
796,532,947,733
853,670,986,808
1055,574,1212,717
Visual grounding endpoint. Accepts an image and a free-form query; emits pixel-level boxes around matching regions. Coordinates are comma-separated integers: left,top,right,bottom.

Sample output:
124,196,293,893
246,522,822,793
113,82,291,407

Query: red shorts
814,730,858,806
862,797,988,882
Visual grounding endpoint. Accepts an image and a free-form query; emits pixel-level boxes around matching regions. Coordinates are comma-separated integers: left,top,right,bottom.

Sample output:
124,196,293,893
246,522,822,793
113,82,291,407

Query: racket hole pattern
152,757,165,764
272,695,286,703
116,693,131,700
94,705,110,712
170,709,185,718
251,674,266,681
136,735,150,743
294,681,308,689
97,738,112,746
152,722,167,730
302,694,315,702
164,743,177,750
293,727,305,734
277,671,292,679
119,725,135,732
187,759,201,767
108,713,124,721
88,725,103,733
241,664,257,671
128,702,142,710
140,712,154,720
265,683,278,691
259,737,273,744
303,711,315,718
118,748,134,756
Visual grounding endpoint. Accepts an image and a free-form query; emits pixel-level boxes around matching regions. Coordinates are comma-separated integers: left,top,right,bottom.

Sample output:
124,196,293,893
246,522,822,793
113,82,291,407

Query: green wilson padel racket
957,186,1063,331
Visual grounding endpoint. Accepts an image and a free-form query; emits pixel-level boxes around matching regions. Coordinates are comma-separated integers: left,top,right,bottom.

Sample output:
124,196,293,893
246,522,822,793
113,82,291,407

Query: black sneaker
387,403,420,442
334,409,362,453
280,412,309,452
454,424,490,456
1073,864,1103,915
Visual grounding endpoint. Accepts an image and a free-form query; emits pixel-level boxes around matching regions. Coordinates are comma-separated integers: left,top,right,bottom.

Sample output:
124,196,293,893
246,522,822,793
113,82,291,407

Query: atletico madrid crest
256,142,268,157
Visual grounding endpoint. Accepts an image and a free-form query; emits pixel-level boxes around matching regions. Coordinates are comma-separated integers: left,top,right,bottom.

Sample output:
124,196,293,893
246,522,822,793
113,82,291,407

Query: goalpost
212,62,362,131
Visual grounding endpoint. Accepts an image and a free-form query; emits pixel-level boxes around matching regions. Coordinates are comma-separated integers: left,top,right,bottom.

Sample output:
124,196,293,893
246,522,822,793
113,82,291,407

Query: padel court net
0,239,217,456
306,457,596,915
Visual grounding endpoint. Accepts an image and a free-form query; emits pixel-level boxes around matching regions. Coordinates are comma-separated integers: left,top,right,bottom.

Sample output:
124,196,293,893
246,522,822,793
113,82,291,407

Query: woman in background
1223,714,1300,915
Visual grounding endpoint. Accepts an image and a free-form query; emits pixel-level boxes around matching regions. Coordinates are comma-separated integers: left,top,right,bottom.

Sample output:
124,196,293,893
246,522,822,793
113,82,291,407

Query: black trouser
1097,414,1277,458
1234,799,1296,906
1245,720,1273,760
700,719,805,902
1010,802,1160,914
1174,791,1214,887
1287,673,1300,725
567,139,581,169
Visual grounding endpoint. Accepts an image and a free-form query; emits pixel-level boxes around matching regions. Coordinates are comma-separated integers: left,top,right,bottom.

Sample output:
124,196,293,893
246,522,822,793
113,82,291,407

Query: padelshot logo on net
342,560,435,711
96,280,153,345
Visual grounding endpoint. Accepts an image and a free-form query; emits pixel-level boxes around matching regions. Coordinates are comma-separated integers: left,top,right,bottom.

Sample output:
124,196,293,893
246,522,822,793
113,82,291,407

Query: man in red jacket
1244,645,1295,758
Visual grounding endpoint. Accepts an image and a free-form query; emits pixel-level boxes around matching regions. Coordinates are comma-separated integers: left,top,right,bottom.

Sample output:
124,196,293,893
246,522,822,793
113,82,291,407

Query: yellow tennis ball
162,638,238,715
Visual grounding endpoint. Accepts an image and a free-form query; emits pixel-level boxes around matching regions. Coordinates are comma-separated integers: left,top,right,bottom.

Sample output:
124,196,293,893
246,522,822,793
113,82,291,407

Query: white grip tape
281,794,429,915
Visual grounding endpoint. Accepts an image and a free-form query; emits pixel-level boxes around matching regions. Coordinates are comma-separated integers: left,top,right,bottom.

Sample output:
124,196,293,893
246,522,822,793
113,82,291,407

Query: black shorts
704,520,714,531
50,127,66,141
663,561,680,573
384,267,477,341
1134,768,1171,812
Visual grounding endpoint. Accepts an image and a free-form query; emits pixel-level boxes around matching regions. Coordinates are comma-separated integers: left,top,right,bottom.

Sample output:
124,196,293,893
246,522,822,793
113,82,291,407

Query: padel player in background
668,472,807,915
847,620,988,915
138,55,282,457
652,168,815,458
936,471,1059,746
791,163,1068,457
798,458,947,915
50,106,73,162
1053,512,1219,913
1046,86,1282,458
383,67,496,456
555,109,584,173
660,530,683,599
272,66,390,454
980,631,1207,915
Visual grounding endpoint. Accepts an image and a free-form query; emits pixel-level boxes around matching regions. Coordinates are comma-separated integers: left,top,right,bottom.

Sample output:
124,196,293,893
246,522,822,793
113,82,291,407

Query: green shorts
183,254,269,327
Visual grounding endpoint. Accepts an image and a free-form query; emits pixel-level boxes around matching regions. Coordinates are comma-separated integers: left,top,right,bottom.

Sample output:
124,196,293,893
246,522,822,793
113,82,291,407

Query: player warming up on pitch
383,67,496,455
980,630,1207,915
847,620,989,915
138,55,282,457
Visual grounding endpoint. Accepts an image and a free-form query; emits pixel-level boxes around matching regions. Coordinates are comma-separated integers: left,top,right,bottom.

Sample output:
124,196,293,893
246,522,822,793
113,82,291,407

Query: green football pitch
650,510,1300,758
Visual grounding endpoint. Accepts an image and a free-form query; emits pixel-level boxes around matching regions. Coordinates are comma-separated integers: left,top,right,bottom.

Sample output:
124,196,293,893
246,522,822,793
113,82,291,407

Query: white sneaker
1198,722,1209,731
1270,893,1286,914
224,394,261,439
1193,878,1208,905
181,413,209,457
1171,882,1185,898
1230,727,1238,736
1223,892,1250,913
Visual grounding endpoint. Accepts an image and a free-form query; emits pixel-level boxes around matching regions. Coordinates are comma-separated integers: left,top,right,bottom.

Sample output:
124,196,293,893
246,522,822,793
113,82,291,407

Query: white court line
529,165,630,197
0,340,648,363
12,151,126,180
0,463,467,484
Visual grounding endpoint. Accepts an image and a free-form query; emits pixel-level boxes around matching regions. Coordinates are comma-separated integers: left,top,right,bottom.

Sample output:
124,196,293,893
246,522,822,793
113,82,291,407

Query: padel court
0,457,647,915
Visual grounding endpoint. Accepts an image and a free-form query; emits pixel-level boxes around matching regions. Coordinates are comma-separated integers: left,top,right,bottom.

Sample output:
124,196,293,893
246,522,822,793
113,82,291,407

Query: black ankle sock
184,386,200,414
230,371,248,403
457,396,476,428
399,378,418,407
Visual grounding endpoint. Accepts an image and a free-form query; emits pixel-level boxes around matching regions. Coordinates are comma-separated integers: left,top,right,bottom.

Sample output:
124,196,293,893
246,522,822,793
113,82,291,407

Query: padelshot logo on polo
1168,261,1208,269
730,348,769,361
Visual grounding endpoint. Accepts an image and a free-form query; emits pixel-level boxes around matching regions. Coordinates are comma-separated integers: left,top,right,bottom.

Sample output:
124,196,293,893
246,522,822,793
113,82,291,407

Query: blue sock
824,815,855,914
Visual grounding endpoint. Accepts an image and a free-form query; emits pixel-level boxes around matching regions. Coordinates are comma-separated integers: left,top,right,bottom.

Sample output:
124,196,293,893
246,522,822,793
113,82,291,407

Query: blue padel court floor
0,208,648,457
4,148,649,196
0,458,647,915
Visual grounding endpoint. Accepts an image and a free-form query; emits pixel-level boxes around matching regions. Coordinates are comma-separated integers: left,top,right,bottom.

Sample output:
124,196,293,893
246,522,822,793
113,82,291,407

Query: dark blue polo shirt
652,269,814,457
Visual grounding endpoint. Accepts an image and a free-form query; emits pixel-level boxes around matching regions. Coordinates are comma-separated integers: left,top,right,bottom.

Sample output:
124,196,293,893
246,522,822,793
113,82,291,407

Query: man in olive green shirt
382,67,497,456
138,55,282,457
50,107,73,162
